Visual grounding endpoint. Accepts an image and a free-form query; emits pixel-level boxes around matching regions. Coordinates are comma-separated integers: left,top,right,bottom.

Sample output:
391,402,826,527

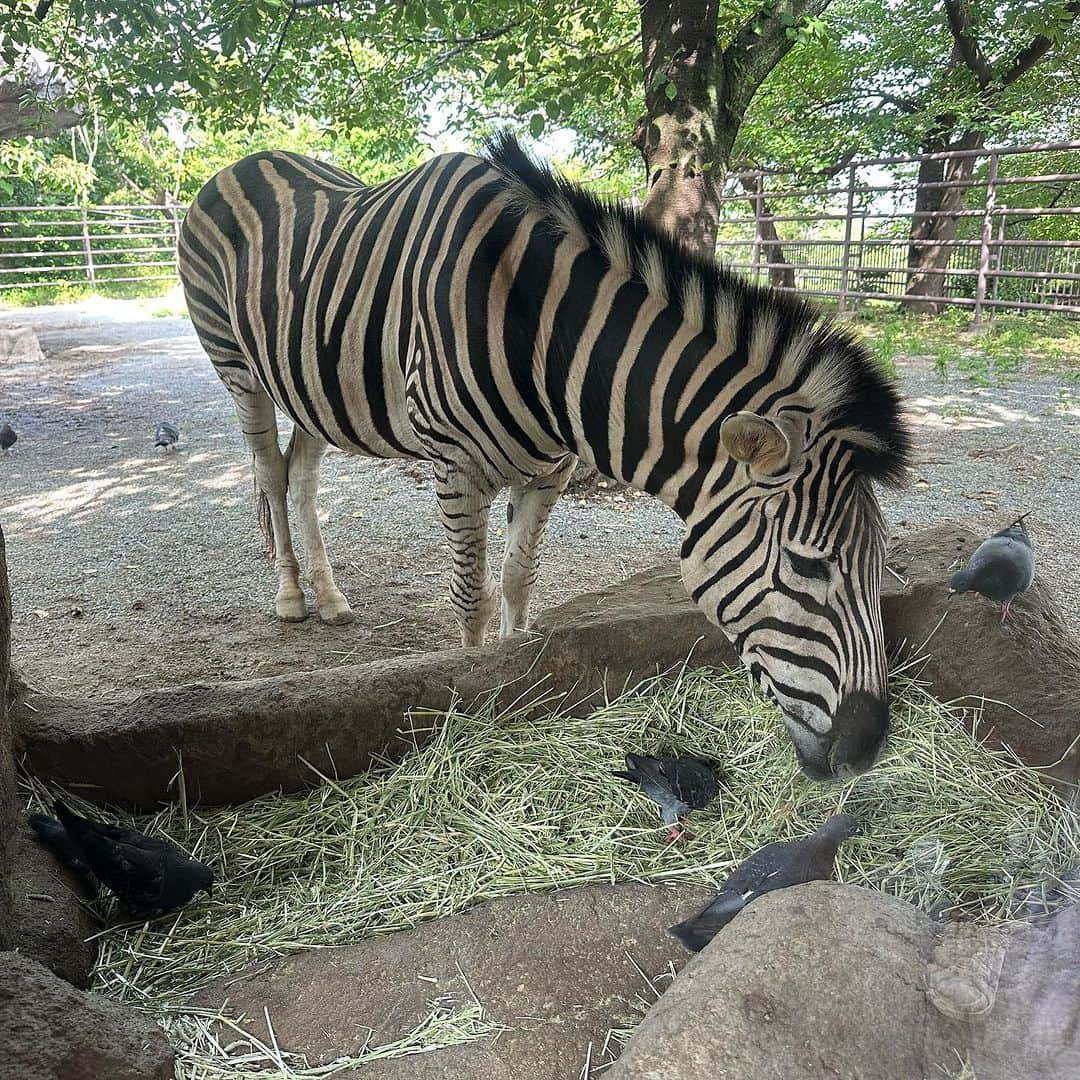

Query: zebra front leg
237,393,307,621
287,428,355,625
435,465,498,647
499,455,577,637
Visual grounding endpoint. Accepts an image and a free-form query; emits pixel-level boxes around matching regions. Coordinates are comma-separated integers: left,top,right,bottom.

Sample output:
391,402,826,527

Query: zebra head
680,342,909,782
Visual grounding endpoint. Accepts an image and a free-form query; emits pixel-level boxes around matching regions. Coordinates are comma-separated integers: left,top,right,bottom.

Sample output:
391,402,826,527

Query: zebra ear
720,412,795,475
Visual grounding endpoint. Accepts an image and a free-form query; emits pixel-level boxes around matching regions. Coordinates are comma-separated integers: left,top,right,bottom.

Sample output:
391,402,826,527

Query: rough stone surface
9,829,97,988
610,884,1080,1080
0,525,14,948
15,574,735,808
0,55,82,141
199,882,711,1078
607,883,958,1080
0,325,44,365
15,523,1079,807
882,524,1080,785
0,951,174,1080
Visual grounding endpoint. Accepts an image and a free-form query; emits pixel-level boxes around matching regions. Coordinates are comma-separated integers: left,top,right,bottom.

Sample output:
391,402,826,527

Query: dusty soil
0,299,1077,697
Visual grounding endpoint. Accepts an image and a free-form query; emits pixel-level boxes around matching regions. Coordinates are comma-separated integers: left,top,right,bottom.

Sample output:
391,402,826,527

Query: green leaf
664,81,678,101
529,113,545,138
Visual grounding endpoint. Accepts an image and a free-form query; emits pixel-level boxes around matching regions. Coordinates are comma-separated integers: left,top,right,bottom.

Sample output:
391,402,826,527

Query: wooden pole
79,207,95,286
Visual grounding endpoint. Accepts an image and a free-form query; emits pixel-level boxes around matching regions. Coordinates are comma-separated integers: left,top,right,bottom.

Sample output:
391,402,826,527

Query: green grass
847,305,1080,384
23,666,1079,1078
0,277,179,309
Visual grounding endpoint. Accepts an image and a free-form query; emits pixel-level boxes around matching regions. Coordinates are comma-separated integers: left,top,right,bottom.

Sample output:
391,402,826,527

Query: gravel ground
0,298,1077,697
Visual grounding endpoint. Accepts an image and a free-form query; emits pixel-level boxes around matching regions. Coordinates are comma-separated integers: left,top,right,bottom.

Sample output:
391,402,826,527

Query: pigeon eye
787,552,830,581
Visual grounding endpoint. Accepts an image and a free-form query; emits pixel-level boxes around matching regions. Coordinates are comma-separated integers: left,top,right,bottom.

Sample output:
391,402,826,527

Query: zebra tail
253,428,297,562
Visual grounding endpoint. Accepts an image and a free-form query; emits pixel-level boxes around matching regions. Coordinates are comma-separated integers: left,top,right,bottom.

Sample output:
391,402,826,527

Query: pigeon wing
668,889,747,952
666,758,719,811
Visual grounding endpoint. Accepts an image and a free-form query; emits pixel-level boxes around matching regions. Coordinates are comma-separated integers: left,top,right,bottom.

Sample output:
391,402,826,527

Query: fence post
973,152,999,327
79,206,96,286
837,163,857,314
750,175,762,284
989,213,1006,313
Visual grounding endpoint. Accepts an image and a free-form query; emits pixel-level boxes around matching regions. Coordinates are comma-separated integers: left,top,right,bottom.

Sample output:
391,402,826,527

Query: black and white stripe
177,133,910,779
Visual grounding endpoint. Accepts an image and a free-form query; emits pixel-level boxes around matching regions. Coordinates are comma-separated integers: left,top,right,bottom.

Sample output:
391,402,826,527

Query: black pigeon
949,514,1034,624
154,421,180,450
613,753,720,841
668,813,858,951
0,422,16,452
28,801,214,919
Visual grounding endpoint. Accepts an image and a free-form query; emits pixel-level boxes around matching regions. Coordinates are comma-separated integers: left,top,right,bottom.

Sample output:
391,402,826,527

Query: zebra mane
480,131,911,487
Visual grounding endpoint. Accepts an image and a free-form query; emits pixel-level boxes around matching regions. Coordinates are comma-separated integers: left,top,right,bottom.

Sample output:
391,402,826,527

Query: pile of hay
38,667,1078,1077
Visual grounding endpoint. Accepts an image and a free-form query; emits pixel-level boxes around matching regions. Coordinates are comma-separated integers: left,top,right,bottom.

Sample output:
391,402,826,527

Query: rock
0,325,44,365
15,570,735,808
607,883,957,1080
609,883,1080,1080
8,830,97,988
199,882,710,1078
14,523,1079,808
0,951,174,1080
882,524,1080,786
967,903,1080,1080
1,525,14,948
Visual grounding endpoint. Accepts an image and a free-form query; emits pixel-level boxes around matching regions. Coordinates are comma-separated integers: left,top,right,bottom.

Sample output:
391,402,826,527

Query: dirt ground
1,297,1077,698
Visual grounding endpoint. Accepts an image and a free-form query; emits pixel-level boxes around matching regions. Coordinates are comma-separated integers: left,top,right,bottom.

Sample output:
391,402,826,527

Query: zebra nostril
828,691,889,775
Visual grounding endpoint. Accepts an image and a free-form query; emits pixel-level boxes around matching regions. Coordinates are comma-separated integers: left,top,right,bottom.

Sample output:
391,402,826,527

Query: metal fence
0,203,181,293
717,141,1080,321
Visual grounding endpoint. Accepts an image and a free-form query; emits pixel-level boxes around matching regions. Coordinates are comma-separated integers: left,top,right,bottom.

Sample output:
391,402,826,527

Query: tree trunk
901,129,983,313
739,174,795,288
633,0,725,257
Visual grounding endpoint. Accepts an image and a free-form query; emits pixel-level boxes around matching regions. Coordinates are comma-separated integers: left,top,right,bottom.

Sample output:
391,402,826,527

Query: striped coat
178,134,910,780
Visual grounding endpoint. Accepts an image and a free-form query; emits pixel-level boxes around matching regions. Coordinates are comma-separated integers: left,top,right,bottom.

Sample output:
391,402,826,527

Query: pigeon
613,753,720,841
0,422,16,453
949,514,1034,623
28,800,214,919
668,813,858,952
154,421,180,450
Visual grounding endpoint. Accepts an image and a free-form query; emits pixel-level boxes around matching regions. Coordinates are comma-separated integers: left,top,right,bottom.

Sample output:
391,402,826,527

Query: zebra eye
787,551,831,581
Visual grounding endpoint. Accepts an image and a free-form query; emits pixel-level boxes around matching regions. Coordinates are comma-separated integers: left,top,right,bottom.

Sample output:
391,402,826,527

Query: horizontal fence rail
2,141,1079,321
0,204,182,293
719,140,1080,320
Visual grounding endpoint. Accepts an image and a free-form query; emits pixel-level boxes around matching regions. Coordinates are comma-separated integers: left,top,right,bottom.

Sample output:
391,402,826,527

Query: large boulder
0,952,174,1080
609,884,1080,1080
607,883,957,1080
882,524,1080,785
0,51,82,141
198,882,711,1078
8,829,97,988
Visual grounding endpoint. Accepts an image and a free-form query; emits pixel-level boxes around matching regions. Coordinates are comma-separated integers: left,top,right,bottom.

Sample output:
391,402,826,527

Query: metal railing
0,203,182,292
718,141,1080,322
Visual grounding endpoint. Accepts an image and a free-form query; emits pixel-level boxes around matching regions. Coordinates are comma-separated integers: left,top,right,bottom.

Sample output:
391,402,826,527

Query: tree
901,0,1080,311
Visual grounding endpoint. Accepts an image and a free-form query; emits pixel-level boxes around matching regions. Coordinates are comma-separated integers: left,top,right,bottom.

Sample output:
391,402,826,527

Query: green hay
29,667,1079,1076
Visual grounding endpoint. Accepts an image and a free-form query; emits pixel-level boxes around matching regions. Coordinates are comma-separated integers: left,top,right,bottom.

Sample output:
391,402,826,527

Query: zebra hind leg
499,454,577,638
232,385,307,621
434,463,498,647
287,428,355,625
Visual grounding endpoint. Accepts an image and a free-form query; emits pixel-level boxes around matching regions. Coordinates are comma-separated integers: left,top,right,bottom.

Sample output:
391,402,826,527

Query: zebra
177,133,911,781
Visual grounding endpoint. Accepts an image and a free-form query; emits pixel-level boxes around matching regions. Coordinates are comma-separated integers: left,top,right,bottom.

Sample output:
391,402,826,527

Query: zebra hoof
275,594,309,621
317,599,355,626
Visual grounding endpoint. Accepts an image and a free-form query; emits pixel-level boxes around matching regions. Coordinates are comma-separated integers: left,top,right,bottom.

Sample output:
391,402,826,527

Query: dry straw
30,666,1079,1076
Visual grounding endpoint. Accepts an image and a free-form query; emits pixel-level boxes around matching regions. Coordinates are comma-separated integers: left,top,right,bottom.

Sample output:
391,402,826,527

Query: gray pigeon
668,813,858,951
0,422,16,453
28,800,214,919
154,421,180,450
949,514,1034,623
613,753,720,841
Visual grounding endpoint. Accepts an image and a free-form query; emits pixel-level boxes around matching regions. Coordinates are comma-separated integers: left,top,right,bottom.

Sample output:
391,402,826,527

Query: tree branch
942,0,993,89
998,1,1080,89
721,0,836,122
